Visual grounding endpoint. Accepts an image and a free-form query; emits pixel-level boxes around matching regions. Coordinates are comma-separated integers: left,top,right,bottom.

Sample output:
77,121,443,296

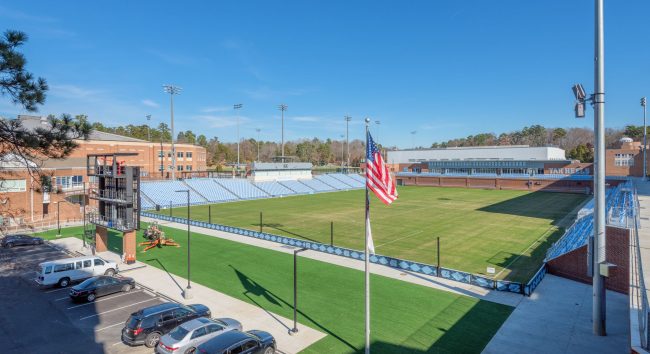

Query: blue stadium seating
139,195,155,210
278,180,316,194
183,178,238,202
298,178,336,192
347,174,366,183
330,173,364,188
255,181,296,197
141,180,208,207
315,174,354,190
214,178,269,199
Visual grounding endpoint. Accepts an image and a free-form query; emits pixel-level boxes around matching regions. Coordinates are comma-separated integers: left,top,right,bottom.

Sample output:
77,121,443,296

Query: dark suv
122,302,211,348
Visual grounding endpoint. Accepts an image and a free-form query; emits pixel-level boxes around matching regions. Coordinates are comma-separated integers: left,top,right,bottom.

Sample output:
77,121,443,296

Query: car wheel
87,293,96,302
104,268,115,276
184,347,196,354
6,242,13,248
263,347,275,354
122,284,132,292
33,240,39,245
144,332,161,348
58,277,70,287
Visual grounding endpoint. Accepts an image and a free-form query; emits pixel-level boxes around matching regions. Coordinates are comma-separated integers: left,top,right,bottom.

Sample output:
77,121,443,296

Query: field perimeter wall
142,212,534,295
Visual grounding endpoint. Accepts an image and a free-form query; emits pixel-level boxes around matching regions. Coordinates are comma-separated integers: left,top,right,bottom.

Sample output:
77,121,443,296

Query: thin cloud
141,99,159,108
196,115,251,129
0,5,58,23
292,116,321,122
49,84,103,99
201,106,231,113
241,87,310,100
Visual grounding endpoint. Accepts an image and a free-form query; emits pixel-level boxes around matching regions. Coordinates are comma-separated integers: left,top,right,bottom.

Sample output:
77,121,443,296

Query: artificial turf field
42,225,513,353
155,186,587,282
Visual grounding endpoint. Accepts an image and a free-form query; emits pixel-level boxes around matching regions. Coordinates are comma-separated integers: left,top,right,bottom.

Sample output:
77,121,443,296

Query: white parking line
95,321,126,332
45,287,69,293
79,298,158,320
67,290,143,309
111,341,124,346
55,296,70,301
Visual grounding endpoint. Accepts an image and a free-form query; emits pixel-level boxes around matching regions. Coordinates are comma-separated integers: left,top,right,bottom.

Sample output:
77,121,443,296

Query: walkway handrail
630,184,650,351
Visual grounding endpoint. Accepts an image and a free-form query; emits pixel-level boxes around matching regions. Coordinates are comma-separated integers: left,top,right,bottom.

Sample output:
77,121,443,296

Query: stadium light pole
411,131,417,149
642,97,647,179
279,104,288,159
163,84,182,180
340,134,345,167
146,115,152,141
234,104,243,168
175,189,192,299
56,201,61,237
345,116,352,168
256,128,261,162
593,0,606,336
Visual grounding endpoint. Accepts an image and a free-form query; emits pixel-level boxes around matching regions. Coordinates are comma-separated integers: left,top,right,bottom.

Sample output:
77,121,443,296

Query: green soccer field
42,224,514,353
154,186,587,282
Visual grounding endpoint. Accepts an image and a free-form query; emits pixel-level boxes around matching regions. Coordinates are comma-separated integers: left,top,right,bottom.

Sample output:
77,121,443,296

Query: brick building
0,115,207,229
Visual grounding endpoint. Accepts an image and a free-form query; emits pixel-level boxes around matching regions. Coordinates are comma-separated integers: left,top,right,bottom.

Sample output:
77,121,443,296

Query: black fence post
260,212,263,233
208,205,212,224
330,221,334,246
169,201,172,217
436,237,440,276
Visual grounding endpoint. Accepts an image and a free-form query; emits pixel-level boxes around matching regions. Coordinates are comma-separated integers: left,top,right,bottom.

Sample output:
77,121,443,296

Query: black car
195,330,275,354
122,302,212,348
69,275,135,302
1,234,43,248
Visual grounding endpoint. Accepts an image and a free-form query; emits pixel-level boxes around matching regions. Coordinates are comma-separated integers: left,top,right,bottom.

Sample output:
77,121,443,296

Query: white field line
493,225,555,279
79,298,158,320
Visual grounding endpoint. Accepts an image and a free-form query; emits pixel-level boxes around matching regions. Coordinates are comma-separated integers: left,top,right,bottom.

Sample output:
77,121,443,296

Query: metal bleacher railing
630,185,650,351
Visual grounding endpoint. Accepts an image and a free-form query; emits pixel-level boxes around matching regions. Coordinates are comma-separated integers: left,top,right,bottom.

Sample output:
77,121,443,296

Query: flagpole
364,117,371,354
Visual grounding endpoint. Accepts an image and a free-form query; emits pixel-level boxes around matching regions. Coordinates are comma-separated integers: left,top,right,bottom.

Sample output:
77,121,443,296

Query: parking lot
0,242,167,354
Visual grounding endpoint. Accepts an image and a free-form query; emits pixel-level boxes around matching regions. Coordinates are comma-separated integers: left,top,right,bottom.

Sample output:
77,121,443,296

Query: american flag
366,132,398,205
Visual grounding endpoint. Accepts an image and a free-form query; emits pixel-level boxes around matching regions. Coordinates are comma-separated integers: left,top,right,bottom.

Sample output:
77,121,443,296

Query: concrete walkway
483,274,629,354
632,178,650,352
143,216,523,307
49,238,325,354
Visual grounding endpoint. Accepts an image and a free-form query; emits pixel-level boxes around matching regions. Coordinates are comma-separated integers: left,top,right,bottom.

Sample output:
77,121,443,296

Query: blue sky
1,1,648,148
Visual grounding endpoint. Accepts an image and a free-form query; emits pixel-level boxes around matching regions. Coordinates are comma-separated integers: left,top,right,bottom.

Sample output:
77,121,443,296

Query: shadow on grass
229,265,359,352
251,222,322,243
477,191,584,224
145,258,185,293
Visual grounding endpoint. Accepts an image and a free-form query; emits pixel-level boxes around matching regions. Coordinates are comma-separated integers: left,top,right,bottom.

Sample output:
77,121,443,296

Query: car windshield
77,278,96,289
169,326,189,341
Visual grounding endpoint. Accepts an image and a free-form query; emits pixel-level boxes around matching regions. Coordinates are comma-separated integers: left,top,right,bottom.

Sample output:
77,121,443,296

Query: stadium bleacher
255,181,296,197
214,178,269,199
330,173,364,188
141,180,208,207
278,180,316,194
314,174,354,190
348,174,365,184
298,178,336,192
545,181,634,261
183,178,239,202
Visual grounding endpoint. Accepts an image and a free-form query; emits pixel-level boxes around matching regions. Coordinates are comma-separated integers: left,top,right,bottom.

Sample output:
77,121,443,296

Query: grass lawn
153,186,587,282
46,224,513,353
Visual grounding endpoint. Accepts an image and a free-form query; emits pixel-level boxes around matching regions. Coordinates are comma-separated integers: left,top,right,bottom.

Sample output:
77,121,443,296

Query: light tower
256,128,261,162
163,84,182,179
642,97,647,179
278,104,288,159
345,116,352,168
234,103,243,168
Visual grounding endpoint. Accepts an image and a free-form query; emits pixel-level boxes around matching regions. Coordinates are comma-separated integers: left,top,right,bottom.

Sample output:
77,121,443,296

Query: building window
55,176,83,190
614,153,635,167
186,165,192,171
177,152,184,158
158,151,164,157
0,179,26,192
177,165,183,171
186,152,193,158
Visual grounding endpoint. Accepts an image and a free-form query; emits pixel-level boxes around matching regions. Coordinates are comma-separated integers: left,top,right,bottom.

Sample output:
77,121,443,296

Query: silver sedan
156,317,243,354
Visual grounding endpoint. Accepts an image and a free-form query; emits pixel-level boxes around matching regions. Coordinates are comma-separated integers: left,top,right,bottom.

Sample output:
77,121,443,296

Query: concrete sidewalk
143,216,523,307
482,274,629,354
50,238,325,354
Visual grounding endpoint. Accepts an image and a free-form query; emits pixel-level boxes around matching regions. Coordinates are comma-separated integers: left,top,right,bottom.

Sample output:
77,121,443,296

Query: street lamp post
291,247,308,334
82,182,86,247
256,128,261,162
279,104,288,159
163,84,182,179
175,189,192,299
234,104,243,168
56,201,61,237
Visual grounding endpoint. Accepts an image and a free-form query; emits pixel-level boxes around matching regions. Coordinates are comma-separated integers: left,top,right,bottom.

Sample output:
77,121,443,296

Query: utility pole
279,104,288,160
163,84,182,179
146,115,152,141
642,97,647,179
256,128,261,162
234,104,243,168
345,116,352,168
592,0,606,336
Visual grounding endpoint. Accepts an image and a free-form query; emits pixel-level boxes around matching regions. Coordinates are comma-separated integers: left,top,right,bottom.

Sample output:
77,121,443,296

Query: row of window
158,151,194,158
45,259,104,274
158,165,193,172
55,175,83,190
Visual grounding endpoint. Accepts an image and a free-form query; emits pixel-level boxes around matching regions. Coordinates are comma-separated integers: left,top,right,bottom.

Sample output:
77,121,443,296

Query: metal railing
630,185,650,350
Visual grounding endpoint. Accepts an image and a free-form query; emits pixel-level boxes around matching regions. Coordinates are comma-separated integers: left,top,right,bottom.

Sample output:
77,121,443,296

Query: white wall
387,146,566,164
